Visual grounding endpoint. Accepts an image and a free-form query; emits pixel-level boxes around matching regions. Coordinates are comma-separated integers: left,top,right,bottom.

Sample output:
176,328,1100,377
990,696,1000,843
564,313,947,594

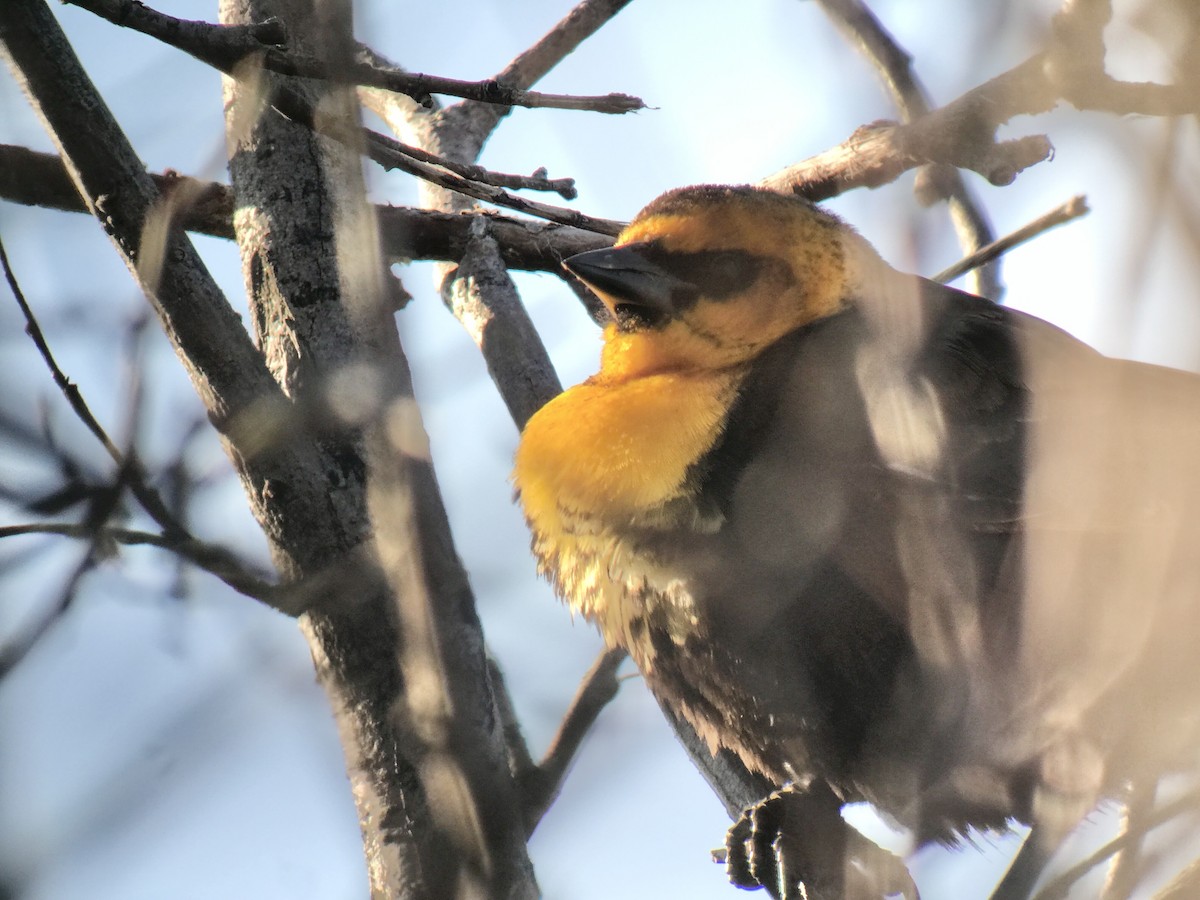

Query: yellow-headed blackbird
513,185,1200,899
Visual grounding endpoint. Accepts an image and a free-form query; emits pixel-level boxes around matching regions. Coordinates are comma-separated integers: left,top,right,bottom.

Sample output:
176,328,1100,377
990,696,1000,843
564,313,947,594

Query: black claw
724,810,758,888
722,782,920,900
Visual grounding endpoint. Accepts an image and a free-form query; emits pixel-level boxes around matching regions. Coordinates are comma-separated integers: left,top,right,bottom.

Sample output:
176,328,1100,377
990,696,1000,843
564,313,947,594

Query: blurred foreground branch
764,0,1199,200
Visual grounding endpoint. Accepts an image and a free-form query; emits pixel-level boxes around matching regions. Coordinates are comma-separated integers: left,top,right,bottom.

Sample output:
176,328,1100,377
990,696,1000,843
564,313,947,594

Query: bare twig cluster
0,236,280,619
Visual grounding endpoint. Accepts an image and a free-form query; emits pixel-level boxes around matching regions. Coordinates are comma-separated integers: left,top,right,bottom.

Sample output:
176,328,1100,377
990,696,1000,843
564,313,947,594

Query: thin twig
0,235,192,537
0,454,129,679
0,523,279,604
932,195,1089,284
0,538,92,678
359,127,622,235
2,233,291,615
1,237,124,463
440,0,639,155
60,0,644,113
64,0,624,224
360,133,577,200
518,647,627,835
1034,784,1200,900
422,155,576,200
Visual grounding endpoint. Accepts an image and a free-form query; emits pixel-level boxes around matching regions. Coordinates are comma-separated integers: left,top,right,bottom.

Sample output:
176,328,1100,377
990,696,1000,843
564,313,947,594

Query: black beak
563,243,693,321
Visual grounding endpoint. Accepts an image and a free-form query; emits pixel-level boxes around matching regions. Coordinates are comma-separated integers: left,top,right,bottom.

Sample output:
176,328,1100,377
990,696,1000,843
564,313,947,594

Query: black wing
652,279,1037,809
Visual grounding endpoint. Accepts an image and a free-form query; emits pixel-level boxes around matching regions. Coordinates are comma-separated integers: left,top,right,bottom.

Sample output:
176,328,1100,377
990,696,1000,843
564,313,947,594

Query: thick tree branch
60,0,643,113
373,0,636,825
440,219,564,430
219,0,538,894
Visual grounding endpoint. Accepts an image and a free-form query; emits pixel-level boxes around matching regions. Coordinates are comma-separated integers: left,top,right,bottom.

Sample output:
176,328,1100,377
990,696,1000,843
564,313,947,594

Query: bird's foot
720,782,918,900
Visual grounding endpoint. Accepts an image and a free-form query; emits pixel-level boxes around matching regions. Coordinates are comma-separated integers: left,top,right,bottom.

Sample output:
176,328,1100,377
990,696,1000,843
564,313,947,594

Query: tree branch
440,218,564,430
814,0,1002,297
221,63,626,234
60,0,643,114
373,1,637,827
0,234,197,540
0,448,133,678
218,0,538,892
359,126,620,233
496,0,635,90
932,195,1090,285
1035,783,1200,900
57,0,631,229
764,0,1199,204
0,144,613,269
0,0,349,587
760,54,1058,199
517,647,627,835
454,0,636,146
0,523,281,606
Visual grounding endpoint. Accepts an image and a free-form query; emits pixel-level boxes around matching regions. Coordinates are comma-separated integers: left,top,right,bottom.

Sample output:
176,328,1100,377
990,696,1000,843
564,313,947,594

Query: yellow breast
513,366,740,656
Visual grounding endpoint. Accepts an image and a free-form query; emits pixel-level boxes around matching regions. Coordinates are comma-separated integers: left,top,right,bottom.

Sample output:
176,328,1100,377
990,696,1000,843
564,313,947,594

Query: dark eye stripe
639,246,785,308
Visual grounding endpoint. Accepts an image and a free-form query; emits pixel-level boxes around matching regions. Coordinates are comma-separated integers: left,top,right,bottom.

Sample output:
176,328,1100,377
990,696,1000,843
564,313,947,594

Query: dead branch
222,64,625,234
0,234,195,539
932,195,1090,284
60,0,643,114
815,0,1001,297
517,647,627,835
760,54,1058,198
765,0,1198,204
0,144,612,269
386,0,636,825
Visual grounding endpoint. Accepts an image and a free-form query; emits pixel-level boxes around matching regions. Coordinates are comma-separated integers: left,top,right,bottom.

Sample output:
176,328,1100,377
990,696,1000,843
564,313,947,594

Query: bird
512,184,1200,899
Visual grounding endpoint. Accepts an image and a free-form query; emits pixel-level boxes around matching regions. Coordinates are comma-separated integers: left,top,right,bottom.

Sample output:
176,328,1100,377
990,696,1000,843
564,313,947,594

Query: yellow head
565,185,868,379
